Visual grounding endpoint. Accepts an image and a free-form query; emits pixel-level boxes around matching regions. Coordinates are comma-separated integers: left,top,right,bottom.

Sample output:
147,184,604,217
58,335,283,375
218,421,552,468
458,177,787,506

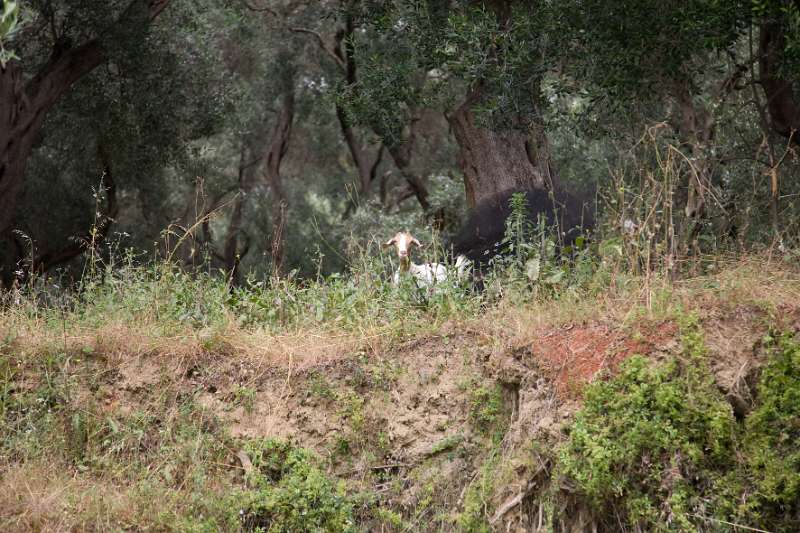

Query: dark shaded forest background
2,0,799,286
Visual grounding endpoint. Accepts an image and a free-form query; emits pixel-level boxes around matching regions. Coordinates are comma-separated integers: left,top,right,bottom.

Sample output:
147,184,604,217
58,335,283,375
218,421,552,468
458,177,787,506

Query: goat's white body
393,255,470,287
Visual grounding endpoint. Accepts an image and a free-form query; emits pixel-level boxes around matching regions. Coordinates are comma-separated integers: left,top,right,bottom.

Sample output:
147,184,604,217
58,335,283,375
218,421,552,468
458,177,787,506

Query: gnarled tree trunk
448,89,555,209
0,45,103,241
759,20,800,141
445,1,557,209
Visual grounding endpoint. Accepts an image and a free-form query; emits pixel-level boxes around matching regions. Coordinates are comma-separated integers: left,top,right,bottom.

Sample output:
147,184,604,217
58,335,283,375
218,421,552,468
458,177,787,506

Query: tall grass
2,210,609,346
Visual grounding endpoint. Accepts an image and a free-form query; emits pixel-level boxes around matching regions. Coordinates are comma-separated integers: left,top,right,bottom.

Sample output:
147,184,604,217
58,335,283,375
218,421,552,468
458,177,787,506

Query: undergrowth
1,217,799,531
238,438,357,532
3,192,600,342
722,333,800,531
556,318,800,532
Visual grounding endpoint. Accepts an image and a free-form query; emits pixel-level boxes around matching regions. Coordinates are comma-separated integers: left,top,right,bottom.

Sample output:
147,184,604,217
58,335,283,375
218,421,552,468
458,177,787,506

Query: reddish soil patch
532,321,678,397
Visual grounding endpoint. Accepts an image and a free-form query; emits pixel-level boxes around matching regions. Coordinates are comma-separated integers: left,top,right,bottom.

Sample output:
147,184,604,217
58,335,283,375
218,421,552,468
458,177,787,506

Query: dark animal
451,187,595,269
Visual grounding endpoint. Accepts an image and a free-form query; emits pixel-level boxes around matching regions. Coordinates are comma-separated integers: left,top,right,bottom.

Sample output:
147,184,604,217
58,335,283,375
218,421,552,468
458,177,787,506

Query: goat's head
385,231,421,265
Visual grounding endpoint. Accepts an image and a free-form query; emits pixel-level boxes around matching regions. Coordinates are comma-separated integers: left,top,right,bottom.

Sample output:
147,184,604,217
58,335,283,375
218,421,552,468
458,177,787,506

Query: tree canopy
1,0,799,284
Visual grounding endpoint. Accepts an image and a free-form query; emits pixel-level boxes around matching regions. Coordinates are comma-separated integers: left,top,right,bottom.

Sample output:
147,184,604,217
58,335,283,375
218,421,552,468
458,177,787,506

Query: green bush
557,327,800,532
729,334,800,530
237,438,356,532
467,382,507,438
557,354,736,530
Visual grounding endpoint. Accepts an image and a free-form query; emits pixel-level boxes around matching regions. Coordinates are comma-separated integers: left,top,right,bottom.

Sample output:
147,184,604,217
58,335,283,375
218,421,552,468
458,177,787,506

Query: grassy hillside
1,255,799,531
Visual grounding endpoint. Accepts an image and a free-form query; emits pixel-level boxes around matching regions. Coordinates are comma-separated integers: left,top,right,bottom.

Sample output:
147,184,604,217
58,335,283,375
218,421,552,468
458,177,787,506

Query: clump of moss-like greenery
237,438,356,532
722,333,800,530
557,354,736,530
457,448,501,533
556,315,736,530
556,318,800,531
466,380,509,440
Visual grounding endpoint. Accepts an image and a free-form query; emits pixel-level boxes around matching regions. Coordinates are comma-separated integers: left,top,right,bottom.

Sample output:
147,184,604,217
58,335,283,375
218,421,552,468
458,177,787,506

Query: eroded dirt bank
3,264,799,531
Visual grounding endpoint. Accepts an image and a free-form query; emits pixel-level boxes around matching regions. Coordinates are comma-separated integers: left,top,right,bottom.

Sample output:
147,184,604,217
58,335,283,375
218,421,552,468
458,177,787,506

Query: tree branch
241,0,345,70
369,143,385,183
289,27,346,70
241,0,278,16
26,0,173,114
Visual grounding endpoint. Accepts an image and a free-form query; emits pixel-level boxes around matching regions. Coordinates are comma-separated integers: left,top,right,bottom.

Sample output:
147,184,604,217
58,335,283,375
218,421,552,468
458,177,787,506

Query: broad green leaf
544,269,565,285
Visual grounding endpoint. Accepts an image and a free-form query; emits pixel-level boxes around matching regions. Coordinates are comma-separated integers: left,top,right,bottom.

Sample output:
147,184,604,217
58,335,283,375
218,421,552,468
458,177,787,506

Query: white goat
385,231,470,287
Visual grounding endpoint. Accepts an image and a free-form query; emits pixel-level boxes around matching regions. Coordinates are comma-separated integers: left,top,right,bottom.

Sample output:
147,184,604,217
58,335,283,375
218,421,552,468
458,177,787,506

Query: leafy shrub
726,334,800,530
467,382,508,438
557,354,736,530
238,438,356,532
557,325,800,531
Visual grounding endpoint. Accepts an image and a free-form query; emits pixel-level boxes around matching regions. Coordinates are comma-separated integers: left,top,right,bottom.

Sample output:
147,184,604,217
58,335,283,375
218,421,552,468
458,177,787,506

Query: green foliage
338,30,423,146
348,1,546,132
557,352,736,530
0,0,19,66
547,0,746,99
373,507,405,529
557,327,800,531
457,448,500,533
503,192,538,265
337,390,366,436
729,333,800,530
467,381,507,438
435,4,545,126
238,438,357,532
231,385,257,413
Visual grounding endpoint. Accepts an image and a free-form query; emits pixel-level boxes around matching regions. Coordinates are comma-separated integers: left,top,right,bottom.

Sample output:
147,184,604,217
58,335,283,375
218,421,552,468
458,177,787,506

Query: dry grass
484,255,799,341
0,460,235,532
1,254,798,531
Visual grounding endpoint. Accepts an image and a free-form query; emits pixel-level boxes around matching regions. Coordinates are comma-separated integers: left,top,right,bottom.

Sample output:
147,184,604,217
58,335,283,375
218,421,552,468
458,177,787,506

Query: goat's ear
384,237,396,247
410,237,422,247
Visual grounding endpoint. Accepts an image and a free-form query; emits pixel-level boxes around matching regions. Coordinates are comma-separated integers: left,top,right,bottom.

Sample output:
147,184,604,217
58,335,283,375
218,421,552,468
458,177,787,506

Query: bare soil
75,302,786,530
